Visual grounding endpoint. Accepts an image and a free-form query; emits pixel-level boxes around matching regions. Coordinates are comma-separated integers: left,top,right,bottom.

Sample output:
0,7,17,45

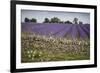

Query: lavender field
21,23,90,63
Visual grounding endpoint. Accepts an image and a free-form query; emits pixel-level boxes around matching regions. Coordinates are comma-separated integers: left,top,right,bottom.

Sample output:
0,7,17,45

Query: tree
65,20,72,24
43,18,49,23
50,17,60,23
73,18,78,24
24,17,30,22
79,21,83,24
30,18,37,23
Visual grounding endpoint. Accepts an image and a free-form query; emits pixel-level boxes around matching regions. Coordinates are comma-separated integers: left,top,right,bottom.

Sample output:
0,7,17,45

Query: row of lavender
22,23,90,39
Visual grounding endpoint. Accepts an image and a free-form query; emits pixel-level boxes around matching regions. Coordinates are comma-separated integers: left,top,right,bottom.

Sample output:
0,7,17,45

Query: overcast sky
21,10,90,24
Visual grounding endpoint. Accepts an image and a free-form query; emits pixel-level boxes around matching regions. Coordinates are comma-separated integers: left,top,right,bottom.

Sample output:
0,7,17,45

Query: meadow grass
21,32,90,63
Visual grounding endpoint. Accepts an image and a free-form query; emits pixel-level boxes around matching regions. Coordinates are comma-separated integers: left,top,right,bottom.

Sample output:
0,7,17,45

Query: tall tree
73,18,78,24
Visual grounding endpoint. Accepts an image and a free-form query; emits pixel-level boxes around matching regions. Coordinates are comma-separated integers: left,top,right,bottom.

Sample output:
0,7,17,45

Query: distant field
21,23,90,63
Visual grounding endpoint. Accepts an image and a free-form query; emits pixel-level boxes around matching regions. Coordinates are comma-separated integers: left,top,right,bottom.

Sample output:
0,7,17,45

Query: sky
21,10,90,24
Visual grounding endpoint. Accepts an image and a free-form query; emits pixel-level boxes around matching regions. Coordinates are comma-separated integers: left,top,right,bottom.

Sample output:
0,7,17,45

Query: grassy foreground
21,32,90,63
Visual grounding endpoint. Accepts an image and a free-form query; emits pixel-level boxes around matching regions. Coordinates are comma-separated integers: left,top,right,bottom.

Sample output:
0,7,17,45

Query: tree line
24,17,83,24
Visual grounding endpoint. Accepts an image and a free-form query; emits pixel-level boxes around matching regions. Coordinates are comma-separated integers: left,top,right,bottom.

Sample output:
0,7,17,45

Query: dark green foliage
42,17,74,24
30,18,37,23
24,17,30,22
79,21,83,24
59,21,64,24
24,18,37,23
65,20,72,24
50,17,61,23
43,18,50,23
